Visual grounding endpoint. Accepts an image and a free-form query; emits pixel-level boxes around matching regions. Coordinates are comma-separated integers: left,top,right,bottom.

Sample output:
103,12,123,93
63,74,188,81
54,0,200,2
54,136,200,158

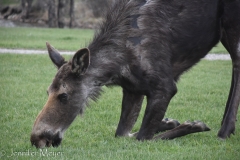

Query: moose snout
30,131,62,148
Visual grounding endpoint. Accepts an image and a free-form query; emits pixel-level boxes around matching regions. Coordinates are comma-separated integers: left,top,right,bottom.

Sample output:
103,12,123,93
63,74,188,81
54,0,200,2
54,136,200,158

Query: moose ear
72,48,90,76
46,42,66,69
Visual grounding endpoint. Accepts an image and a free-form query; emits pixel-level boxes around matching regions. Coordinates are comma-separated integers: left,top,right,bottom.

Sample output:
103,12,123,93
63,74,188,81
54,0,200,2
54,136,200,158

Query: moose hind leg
115,89,144,137
154,121,210,140
218,1,240,139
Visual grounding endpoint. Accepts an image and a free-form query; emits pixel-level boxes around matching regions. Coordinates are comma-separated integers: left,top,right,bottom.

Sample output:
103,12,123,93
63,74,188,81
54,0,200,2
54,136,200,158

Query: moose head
30,43,93,148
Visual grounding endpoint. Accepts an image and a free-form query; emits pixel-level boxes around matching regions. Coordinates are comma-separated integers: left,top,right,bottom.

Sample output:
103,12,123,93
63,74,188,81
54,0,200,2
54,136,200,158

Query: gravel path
0,48,231,60
0,48,74,55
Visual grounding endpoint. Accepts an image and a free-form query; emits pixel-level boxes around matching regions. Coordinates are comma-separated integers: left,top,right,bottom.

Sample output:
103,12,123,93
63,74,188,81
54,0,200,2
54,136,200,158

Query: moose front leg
115,89,144,137
136,89,176,140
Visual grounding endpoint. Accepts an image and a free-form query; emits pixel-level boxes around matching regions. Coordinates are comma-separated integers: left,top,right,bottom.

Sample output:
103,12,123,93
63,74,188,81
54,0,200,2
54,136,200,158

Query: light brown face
30,93,64,148
30,43,90,148
30,65,82,148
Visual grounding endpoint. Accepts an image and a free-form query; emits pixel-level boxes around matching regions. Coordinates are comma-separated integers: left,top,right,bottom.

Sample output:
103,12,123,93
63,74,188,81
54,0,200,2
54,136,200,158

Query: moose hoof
217,124,235,140
163,118,180,129
184,120,211,132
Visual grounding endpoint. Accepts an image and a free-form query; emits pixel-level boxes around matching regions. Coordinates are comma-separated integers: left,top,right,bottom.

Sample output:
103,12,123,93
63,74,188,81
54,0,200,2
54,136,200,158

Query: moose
31,0,240,148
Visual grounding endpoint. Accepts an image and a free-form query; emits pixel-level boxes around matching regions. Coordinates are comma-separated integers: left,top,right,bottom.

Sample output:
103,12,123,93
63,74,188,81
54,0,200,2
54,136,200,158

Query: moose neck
86,6,132,87
82,0,140,90
86,45,125,87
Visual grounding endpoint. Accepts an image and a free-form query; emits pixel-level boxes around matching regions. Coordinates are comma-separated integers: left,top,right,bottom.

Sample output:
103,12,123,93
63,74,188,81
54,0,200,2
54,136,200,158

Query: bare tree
69,0,75,28
58,0,66,28
48,0,57,28
21,0,33,19
57,0,75,28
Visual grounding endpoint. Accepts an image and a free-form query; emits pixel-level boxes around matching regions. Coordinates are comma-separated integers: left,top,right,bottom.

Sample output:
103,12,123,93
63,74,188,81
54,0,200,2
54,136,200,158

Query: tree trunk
48,0,57,28
69,0,75,28
21,0,27,19
58,0,65,28
21,0,33,19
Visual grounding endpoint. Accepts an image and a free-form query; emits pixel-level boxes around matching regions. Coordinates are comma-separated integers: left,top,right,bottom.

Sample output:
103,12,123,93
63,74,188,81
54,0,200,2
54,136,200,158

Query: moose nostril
30,131,63,148
30,134,38,147
46,139,52,147
31,140,35,146
52,131,62,147
30,131,51,148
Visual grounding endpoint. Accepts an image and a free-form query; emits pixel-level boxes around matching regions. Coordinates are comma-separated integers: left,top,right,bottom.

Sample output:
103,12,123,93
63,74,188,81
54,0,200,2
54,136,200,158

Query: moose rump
30,0,240,148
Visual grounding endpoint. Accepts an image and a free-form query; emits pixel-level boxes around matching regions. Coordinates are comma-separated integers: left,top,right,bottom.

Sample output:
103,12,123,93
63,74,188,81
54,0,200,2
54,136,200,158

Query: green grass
210,43,227,53
0,26,237,159
0,54,239,160
0,27,94,51
0,26,227,53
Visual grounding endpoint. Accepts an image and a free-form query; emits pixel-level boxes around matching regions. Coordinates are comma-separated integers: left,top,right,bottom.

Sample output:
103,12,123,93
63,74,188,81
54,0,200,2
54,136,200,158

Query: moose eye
58,93,68,104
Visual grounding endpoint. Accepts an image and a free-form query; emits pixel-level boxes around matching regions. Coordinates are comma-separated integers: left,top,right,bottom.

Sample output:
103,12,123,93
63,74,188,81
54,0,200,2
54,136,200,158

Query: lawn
0,26,239,159
0,27,94,51
1,55,239,160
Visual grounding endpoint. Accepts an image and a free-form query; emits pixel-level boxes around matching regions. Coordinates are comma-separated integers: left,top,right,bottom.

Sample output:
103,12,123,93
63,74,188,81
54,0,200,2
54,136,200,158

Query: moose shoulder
30,0,240,148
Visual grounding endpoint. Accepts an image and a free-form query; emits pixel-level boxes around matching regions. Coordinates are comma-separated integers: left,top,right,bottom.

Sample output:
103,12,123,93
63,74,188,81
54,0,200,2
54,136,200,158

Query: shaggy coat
30,0,240,148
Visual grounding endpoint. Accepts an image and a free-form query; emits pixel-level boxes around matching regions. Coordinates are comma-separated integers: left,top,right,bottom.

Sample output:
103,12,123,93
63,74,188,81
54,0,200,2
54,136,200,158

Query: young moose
31,0,240,148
